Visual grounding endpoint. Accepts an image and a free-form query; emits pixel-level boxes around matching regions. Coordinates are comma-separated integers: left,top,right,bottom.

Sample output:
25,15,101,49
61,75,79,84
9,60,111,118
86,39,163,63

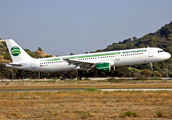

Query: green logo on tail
11,46,21,56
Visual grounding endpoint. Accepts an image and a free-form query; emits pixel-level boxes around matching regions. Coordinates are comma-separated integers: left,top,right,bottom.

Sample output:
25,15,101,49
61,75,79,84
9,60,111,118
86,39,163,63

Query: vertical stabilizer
5,39,33,62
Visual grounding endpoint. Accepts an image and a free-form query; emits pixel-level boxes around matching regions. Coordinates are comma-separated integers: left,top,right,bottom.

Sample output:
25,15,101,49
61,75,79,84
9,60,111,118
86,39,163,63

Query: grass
0,91,172,119
1,80,172,90
0,80,172,119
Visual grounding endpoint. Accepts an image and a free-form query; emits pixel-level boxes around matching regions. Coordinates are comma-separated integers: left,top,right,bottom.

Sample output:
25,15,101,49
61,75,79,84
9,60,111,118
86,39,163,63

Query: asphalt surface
0,89,85,92
99,88,172,91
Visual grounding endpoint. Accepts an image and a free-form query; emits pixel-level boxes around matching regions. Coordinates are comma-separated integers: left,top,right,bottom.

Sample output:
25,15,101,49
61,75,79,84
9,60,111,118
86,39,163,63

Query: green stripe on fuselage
41,58,60,62
41,52,121,62
64,52,121,59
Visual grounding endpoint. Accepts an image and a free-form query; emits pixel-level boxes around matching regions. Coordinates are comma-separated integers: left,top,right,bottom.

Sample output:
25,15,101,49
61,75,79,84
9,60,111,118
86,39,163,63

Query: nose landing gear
150,63,153,71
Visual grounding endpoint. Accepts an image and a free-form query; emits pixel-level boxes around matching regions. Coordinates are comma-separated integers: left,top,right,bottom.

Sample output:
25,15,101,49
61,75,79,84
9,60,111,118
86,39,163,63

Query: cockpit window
158,50,165,53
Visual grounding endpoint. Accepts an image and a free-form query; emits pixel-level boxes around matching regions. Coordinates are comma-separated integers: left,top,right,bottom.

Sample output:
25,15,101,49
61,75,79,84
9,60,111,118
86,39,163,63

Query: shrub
133,112,139,117
86,87,98,91
156,110,163,117
80,111,92,119
119,111,139,118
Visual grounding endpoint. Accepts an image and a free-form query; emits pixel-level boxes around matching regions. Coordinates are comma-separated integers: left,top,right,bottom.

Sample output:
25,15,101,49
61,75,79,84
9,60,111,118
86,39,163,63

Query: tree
153,71,162,77
126,42,134,49
141,69,152,77
148,41,155,47
123,38,131,44
138,44,145,48
168,33,172,41
132,37,138,42
38,47,43,52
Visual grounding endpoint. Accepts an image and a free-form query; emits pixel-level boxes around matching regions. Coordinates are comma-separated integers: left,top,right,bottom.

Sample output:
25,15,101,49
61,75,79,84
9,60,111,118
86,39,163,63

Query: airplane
5,39,171,72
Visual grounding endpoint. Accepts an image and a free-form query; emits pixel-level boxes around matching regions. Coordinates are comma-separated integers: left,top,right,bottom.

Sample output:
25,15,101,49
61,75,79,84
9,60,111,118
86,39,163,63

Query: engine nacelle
96,63,111,71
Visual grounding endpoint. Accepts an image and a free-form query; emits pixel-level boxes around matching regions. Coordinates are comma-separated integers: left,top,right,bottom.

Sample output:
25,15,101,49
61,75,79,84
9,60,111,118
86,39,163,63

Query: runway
98,88,172,91
0,89,85,92
0,88,172,92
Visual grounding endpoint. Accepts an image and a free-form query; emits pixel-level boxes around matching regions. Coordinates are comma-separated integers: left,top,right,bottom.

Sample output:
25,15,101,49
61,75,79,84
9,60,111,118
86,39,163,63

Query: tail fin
5,39,33,62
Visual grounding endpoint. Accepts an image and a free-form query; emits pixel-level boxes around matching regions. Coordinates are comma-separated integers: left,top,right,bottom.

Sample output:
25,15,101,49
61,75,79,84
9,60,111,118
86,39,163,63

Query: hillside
98,21,172,54
0,40,11,63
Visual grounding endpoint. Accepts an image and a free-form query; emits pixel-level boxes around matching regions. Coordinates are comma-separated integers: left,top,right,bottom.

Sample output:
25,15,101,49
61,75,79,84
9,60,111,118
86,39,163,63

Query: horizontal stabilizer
6,62,23,66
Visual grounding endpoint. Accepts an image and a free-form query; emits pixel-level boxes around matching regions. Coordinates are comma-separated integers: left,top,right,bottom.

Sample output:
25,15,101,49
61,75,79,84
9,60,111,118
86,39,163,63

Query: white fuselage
6,47,171,72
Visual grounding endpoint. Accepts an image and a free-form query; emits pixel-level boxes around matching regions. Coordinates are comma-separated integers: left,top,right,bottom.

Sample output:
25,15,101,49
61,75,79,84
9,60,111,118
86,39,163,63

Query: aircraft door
148,49,153,57
115,55,120,60
31,60,36,69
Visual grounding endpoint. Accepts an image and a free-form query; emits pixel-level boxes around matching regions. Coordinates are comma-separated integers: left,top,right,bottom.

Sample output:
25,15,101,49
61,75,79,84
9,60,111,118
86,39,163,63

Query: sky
0,0,172,55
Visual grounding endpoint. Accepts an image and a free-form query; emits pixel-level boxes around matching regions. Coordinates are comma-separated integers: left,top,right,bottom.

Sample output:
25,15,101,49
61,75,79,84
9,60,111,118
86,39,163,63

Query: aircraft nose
166,52,171,59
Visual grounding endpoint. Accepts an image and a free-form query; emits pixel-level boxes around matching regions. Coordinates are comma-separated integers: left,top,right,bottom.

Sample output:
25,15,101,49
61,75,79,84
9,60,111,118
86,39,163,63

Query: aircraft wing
63,59,96,71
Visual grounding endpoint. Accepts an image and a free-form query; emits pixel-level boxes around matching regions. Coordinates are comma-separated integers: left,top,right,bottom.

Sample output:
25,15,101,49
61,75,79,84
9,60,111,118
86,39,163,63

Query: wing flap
63,59,96,71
